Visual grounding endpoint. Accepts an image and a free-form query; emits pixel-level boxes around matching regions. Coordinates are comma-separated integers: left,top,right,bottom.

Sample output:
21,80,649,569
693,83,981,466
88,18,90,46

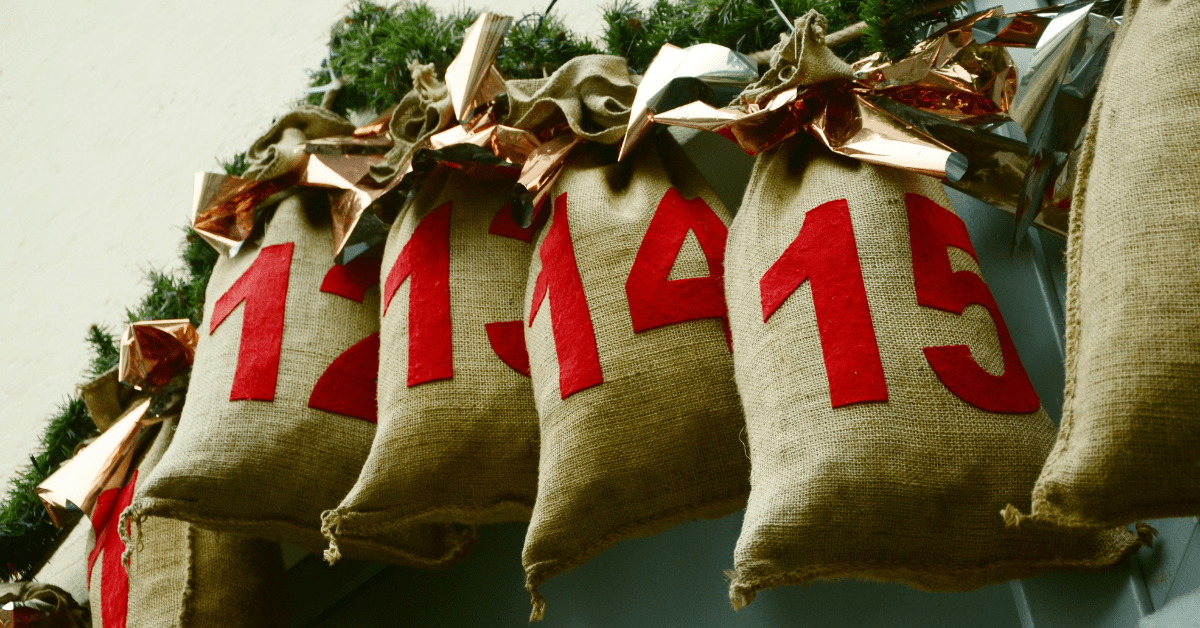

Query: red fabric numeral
626,188,731,346
87,470,137,628
485,321,531,376
320,255,383,302
905,193,1040,413
488,201,549,243
383,202,454,387
486,200,539,374
530,193,603,399
310,260,382,421
211,243,294,401
761,199,888,408
308,332,380,423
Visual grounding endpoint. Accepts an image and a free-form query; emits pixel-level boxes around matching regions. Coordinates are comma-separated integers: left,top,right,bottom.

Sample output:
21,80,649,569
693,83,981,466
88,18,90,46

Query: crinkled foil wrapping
619,42,758,160
192,110,400,263
398,12,581,228
118,319,199,390
447,13,513,120
640,1,1119,239
35,400,157,527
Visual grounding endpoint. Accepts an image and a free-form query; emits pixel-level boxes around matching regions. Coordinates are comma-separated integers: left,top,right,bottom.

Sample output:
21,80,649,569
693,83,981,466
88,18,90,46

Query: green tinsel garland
0,0,963,581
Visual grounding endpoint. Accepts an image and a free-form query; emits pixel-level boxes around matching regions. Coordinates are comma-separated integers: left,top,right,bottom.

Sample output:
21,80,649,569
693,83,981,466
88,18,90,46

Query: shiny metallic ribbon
35,401,159,528
397,12,582,228
640,1,1119,240
118,319,198,391
191,110,398,263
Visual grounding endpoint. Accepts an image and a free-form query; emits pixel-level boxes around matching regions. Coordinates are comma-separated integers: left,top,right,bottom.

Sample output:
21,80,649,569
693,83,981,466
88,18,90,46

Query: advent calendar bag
1020,0,1200,528
89,420,289,628
522,133,748,618
323,166,541,554
127,192,472,565
724,140,1139,607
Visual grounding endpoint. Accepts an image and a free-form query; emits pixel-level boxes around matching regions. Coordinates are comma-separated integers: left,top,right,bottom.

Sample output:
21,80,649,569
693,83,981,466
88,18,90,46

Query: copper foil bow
191,171,296,257
973,0,1120,243
118,319,199,390
642,10,1015,179
642,2,1118,239
447,12,512,120
34,400,159,528
394,12,582,228
618,42,758,160
192,109,400,263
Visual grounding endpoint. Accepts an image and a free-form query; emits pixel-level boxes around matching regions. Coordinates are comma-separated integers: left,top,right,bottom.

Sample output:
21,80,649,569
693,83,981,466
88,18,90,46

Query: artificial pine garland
0,0,964,581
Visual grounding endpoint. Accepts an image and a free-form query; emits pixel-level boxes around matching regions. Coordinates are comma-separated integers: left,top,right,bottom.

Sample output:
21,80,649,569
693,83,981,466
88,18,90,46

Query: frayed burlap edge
122,498,475,569
726,525,1144,610
319,501,520,565
524,491,747,621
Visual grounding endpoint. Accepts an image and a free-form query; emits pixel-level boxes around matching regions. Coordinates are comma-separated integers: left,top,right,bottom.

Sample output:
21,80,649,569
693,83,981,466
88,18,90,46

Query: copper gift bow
191,11,586,257
636,1,1119,241
191,110,395,264
409,12,583,229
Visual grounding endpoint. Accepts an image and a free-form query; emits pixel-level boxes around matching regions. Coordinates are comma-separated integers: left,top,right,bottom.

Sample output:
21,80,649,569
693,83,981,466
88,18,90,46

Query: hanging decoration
628,0,1119,239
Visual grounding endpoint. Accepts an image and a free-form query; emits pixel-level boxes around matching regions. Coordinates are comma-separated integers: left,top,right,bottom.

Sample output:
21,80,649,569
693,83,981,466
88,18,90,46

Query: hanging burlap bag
89,420,290,628
320,56,639,558
725,136,1140,607
323,166,541,550
1017,0,1200,528
127,109,472,565
368,60,454,184
522,131,748,619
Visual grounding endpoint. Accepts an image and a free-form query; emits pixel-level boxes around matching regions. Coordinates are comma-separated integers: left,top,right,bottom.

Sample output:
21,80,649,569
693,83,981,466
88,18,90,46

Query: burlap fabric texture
0,582,88,628
724,138,1140,607
242,106,355,181
128,114,472,564
501,55,636,145
89,420,290,628
323,166,541,556
522,132,748,619
369,60,455,184
1016,0,1200,528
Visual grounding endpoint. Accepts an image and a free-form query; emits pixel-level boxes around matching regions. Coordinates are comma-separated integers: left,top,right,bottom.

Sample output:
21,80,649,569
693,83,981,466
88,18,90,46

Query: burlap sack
502,55,636,145
1019,0,1200,528
88,420,290,628
724,138,1140,607
243,106,355,181
521,132,748,618
128,186,472,564
369,60,454,184
322,165,541,555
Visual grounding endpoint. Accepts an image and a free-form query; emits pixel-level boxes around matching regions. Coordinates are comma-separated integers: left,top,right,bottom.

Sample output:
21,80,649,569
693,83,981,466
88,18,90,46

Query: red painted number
383,202,453,387
626,188,731,346
308,257,383,422
530,192,603,399
761,199,888,407
211,243,293,401
906,193,1040,413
